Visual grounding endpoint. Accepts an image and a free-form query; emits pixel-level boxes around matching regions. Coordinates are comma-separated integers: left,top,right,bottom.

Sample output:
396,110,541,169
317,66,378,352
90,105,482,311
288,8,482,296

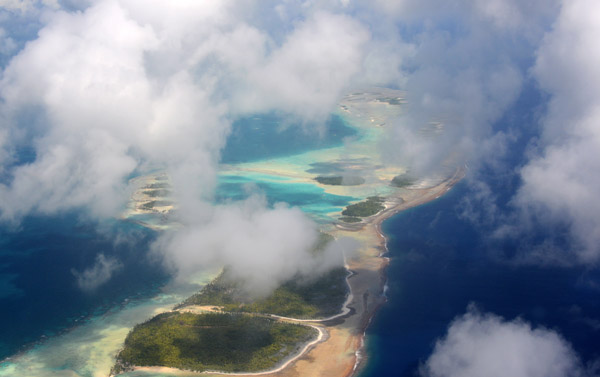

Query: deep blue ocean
359,179,600,377
359,80,600,376
0,216,170,360
360,182,600,377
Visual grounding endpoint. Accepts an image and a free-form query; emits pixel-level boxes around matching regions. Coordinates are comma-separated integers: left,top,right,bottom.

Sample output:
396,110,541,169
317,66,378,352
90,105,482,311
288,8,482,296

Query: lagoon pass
0,88,462,377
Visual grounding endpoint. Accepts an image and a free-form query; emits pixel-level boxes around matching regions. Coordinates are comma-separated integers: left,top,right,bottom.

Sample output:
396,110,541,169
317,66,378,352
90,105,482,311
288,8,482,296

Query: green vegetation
113,232,344,375
141,200,172,210
112,312,317,374
391,174,414,188
310,232,334,256
177,267,348,319
339,216,362,223
144,189,170,198
177,233,347,318
341,196,385,218
314,175,365,186
145,182,170,189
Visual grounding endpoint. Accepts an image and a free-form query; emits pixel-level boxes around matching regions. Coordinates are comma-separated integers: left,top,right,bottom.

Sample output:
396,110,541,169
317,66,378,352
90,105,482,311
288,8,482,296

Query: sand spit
119,172,180,231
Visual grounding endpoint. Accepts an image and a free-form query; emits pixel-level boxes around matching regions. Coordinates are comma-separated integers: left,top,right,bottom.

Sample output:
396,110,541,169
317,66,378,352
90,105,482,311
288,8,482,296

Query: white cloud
378,8,525,177
357,0,600,267
72,253,122,292
421,307,585,377
235,11,369,120
153,194,348,296
514,0,600,264
471,0,559,37
0,0,369,288
0,1,159,220
0,1,369,223
0,0,596,279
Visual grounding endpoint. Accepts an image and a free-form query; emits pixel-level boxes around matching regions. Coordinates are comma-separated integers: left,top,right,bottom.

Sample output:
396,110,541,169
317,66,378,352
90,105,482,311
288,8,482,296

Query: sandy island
123,167,464,377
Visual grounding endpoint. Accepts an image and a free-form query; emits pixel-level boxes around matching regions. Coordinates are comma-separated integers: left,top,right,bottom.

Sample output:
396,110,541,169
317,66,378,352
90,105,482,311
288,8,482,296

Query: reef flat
110,88,463,377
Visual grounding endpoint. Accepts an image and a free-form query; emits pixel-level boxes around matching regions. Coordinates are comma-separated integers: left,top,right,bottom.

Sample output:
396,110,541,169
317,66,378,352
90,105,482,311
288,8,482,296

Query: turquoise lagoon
216,172,358,223
0,112,370,377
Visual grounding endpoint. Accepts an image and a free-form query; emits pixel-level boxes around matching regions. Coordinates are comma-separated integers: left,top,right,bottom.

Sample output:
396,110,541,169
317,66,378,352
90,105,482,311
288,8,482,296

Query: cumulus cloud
72,253,122,292
0,0,369,222
375,0,540,177
0,0,597,279
513,0,600,264
0,0,370,289
355,0,600,267
233,11,368,121
0,1,167,220
421,306,585,377
153,194,348,296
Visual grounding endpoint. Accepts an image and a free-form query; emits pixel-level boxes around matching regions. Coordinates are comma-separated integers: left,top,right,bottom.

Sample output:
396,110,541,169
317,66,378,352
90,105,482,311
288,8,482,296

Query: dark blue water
0,215,170,360
0,112,357,362
359,181,600,377
221,113,356,163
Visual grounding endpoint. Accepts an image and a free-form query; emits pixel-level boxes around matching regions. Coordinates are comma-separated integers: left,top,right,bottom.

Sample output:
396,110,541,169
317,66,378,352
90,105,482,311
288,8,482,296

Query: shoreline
121,166,465,377
113,87,463,376
271,165,465,377
346,166,466,376
132,325,326,377
124,247,359,377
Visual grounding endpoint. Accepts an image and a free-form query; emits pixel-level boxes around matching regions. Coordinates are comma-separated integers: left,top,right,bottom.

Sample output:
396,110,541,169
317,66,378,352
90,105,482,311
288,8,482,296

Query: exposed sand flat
119,172,180,230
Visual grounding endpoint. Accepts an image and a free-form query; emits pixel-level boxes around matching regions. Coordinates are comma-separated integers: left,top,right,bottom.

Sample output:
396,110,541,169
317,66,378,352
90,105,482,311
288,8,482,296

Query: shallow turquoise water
0,112,360,375
216,173,357,223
